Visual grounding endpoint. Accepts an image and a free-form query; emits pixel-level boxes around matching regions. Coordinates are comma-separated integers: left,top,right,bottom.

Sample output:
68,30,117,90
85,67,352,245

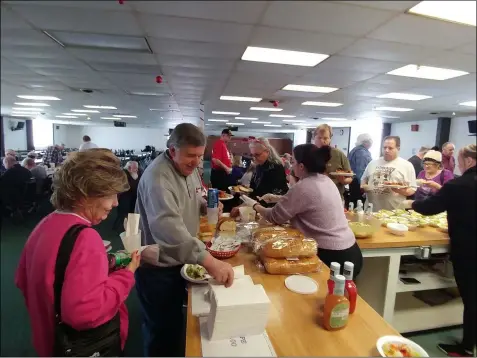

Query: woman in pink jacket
15,149,140,356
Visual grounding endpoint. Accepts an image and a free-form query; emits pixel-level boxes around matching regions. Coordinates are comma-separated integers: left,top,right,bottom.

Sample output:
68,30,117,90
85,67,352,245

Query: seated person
23,158,47,195
242,144,363,279
1,156,33,207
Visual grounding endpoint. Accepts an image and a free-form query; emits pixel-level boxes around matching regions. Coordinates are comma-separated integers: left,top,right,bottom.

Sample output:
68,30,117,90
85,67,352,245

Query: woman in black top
230,138,288,217
404,144,476,357
113,161,142,233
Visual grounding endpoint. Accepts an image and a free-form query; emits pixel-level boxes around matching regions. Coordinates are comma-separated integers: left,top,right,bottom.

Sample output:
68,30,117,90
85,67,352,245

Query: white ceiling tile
131,1,268,24
157,55,235,71
66,48,157,65
453,41,476,56
1,29,58,46
140,14,253,44
10,5,143,35
235,61,309,77
334,1,419,12
261,1,397,36
301,68,377,87
12,57,89,70
367,74,436,87
339,38,440,62
421,52,476,73
148,38,245,59
1,44,69,59
162,66,230,79
1,5,32,29
316,55,405,74
89,63,162,74
367,14,477,49
249,26,356,55
7,1,133,11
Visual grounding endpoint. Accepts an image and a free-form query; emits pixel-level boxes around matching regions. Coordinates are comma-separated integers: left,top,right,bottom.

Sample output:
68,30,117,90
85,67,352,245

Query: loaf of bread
216,217,237,232
262,238,317,259
262,255,320,275
252,227,303,241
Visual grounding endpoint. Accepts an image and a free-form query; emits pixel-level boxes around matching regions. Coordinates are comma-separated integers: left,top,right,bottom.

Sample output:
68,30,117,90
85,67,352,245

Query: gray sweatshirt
136,151,207,267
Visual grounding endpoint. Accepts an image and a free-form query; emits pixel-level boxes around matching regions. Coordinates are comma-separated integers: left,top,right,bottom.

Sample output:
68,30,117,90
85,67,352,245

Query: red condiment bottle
343,261,357,314
327,262,341,295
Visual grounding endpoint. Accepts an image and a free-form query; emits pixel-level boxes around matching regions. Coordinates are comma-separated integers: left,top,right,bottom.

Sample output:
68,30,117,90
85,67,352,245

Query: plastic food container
376,335,428,357
387,223,408,236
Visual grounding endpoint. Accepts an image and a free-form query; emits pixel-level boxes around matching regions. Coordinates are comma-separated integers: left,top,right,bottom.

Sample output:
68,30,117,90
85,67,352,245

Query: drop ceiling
1,0,475,130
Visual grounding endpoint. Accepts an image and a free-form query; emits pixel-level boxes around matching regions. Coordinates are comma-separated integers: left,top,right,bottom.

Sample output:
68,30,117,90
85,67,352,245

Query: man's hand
202,254,234,287
399,200,414,209
423,181,441,190
230,207,240,218
336,175,352,185
392,187,415,197
257,193,282,203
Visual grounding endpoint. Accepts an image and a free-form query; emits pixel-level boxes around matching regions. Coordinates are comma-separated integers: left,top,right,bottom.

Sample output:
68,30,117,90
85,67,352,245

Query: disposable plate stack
207,280,271,341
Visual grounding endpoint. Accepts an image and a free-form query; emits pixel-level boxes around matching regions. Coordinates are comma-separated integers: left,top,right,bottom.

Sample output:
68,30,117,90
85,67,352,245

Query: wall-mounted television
469,120,476,136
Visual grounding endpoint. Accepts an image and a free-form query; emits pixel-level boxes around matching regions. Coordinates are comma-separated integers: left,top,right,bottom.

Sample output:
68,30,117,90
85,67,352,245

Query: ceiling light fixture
212,111,240,115
83,105,117,109
71,109,100,113
14,102,50,107
302,101,343,107
17,95,61,100
56,115,78,118
100,117,118,119
380,115,400,119
250,107,283,112
264,124,282,127
113,115,137,118
241,46,329,67
252,121,271,124
459,100,476,107
12,107,44,111
282,119,306,123
63,112,88,116
127,91,170,96
207,119,229,122
321,117,349,121
270,114,296,118
408,1,476,27
282,84,339,93
11,113,36,117
220,96,262,102
226,122,245,126
374,106,414,112
377,93,432,101
387,64,468,80
235,117,258,120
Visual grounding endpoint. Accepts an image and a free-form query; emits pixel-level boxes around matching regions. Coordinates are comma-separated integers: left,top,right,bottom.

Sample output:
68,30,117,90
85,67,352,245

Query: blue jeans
135,265,186,357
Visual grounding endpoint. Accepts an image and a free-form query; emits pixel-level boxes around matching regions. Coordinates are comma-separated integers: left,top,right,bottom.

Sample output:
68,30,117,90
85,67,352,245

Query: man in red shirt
211,129,233,191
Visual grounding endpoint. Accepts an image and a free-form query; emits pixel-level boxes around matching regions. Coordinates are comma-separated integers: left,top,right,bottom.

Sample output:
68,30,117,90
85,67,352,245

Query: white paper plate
218,194,234,201
329,172,354,177
376,335,428,357
381,184,409,189
285,275,318,295
181,264,209,284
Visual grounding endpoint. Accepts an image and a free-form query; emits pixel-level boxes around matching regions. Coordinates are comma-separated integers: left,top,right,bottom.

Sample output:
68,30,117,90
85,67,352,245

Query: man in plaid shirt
43,144,64,167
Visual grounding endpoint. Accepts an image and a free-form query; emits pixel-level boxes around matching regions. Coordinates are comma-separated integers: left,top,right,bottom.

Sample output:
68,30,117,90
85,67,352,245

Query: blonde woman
15,149,140,356
405,144,476,356
231,138,288,216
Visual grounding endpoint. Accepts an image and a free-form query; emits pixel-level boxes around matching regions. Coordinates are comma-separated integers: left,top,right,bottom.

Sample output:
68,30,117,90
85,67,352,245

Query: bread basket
206,242,241,259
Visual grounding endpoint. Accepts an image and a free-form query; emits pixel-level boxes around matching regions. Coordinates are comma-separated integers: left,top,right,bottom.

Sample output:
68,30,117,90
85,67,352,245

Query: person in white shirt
78,135,98,152
361,136,417,211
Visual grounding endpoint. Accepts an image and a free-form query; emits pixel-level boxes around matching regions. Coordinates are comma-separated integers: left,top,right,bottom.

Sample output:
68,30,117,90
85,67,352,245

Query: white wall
2,116,27,151
53,124,84,148
390,119,438,160
449,115,476,175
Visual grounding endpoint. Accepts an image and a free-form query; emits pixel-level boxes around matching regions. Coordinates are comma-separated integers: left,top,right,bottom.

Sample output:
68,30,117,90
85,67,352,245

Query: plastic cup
207,207,219,225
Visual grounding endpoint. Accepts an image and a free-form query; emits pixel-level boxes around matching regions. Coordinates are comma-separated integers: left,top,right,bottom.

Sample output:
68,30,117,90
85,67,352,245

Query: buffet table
185,250,399,357
352,215,461,333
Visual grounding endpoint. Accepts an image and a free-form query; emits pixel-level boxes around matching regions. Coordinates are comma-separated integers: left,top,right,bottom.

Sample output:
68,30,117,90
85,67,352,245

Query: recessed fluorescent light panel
264,124,282,127
252,121,271,124
83,105,117,109
235,117,258,120
380,115,400,119
220,96,262,102
56,115,78,118
282,119,306,123
459,100,476,107
250,107,283,112
127,91,170,96
11,113,36,117
71,109,100,113
212,111,240,116
14,102,50,107
270,114,296,118
63,113,88,116
241,46,329,67
113,115,137,118
17,95,61,100
302,101,343,107
377,93,432,101
387,64,468,80
100,117,117,119
226,122,245,126
12,107,43,111
282,84,339,93
208,119,228,122
374,107,414,112
321,117,348,121
408,1,476,27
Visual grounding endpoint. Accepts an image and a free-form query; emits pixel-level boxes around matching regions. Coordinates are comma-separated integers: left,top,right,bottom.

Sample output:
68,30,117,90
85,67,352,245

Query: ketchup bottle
327,262,341,295
343,261,357,314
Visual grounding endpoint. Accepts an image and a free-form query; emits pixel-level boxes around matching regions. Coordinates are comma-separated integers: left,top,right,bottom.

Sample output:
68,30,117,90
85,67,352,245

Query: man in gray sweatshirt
135,123,234,357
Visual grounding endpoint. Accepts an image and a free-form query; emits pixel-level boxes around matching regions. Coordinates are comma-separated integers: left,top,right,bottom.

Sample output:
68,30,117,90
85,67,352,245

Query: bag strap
440,170,445,185
53,224,89,322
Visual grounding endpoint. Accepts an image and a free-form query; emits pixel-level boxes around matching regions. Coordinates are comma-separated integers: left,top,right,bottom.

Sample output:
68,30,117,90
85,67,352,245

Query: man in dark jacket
408,146,430,177
1,156,33,208
404,144,476,357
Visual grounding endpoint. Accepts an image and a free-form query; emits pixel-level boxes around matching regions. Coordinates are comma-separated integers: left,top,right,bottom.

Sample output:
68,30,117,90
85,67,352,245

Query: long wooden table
185,250,399,357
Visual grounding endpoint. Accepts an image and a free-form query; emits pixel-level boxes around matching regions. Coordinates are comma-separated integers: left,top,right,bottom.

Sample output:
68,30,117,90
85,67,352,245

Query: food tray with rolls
251,227,304,254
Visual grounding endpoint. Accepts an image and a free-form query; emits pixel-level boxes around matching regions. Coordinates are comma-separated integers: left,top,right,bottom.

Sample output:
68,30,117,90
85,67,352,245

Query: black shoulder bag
53,224,122,357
